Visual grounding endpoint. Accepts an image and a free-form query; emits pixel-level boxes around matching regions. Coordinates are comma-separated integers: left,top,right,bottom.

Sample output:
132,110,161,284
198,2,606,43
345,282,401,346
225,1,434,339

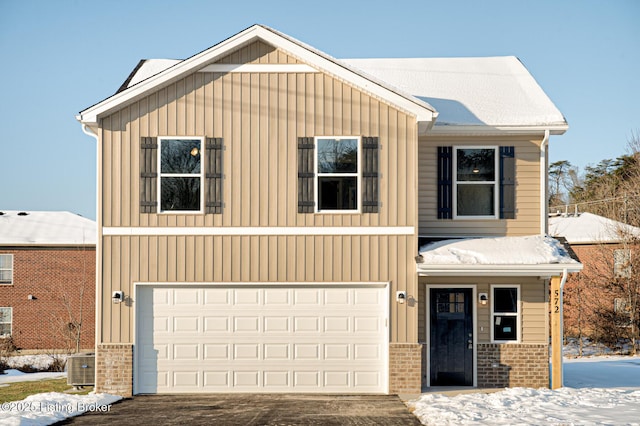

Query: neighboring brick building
549,212,640,342
0,211,96,351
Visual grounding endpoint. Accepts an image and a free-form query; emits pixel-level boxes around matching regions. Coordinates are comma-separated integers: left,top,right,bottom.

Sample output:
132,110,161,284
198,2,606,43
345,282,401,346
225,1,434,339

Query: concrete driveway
55,394,422,425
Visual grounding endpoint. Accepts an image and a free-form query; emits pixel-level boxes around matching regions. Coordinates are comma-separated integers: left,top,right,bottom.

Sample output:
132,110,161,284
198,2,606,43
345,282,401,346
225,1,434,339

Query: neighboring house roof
344,57,568,133
549,212,640,244
113,55,567,135
0,211,96,246
416,235,582,276
77,25,437,128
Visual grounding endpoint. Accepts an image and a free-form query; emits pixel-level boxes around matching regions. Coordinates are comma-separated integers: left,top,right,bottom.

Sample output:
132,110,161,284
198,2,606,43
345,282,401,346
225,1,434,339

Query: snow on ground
0,392,121,426
409,355,640,425
0,355,121,425
0,370,65,384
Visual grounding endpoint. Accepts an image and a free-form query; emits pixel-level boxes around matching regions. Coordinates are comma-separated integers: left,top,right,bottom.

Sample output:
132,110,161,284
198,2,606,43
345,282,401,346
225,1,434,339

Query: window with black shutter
140,136,223,214
437,145,515,219
298,136,380,213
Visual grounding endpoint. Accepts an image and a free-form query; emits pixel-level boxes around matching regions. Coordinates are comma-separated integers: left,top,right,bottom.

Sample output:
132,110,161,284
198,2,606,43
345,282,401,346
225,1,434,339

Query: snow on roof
343,57,566,129
549,212,640,244
0,211,96,246
417,235,581,276
119,59,181,93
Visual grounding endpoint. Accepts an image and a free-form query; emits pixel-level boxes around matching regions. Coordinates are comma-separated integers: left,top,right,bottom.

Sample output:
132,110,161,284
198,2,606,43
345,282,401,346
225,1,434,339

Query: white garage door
135,284,388,394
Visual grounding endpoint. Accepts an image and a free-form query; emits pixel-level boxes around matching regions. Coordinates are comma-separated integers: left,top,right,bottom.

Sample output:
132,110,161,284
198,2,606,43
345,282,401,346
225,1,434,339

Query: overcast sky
1,0,638,220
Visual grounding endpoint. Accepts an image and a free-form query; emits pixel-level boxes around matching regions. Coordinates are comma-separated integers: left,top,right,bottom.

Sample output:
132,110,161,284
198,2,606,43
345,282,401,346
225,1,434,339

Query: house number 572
553,289,560,314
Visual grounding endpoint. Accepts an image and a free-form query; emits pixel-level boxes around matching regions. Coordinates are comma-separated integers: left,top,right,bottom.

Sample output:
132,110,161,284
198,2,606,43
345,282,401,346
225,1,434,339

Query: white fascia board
78,25,436,126
426,124,568,137
416,263,583,276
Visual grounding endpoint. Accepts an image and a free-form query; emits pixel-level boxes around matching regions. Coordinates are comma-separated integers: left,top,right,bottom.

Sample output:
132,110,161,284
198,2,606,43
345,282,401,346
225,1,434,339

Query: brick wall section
477,343,549,388
389,343,423,394
96,344,133,397
0,247,95,350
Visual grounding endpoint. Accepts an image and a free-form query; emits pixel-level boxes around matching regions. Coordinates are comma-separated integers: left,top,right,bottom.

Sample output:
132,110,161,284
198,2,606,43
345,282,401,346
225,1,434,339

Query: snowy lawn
0,356,122,425
409,356,640,425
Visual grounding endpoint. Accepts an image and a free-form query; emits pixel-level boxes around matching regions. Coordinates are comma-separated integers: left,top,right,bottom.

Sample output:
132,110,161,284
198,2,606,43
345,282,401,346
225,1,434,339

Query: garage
135,284,389,394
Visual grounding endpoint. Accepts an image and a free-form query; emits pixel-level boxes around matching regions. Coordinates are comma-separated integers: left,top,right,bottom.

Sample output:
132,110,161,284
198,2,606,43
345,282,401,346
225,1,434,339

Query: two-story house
77,25,581,397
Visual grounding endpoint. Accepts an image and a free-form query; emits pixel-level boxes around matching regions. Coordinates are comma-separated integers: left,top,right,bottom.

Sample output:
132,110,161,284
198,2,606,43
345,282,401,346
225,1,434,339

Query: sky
0,0,638,220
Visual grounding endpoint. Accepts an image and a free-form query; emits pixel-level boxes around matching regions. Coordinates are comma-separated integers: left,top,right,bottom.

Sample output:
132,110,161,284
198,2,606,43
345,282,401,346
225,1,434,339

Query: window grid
0,254,13,285
315,136,361,213
453,146,499,219
158,137,204,213
0,307,12,336
491,285,520,343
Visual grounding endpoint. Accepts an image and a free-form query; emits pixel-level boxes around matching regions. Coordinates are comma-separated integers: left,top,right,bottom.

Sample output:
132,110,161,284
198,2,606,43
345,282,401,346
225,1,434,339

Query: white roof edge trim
417,263,583,276
78,25,436,125
426,124,568,136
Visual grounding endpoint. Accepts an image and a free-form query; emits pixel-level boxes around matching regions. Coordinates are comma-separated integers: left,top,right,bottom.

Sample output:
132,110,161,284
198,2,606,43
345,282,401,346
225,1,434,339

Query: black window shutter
362,137,379,213
500,146,516,219
298,137,315,213
205,138,223,214
140,137,158,213
437,146,453,219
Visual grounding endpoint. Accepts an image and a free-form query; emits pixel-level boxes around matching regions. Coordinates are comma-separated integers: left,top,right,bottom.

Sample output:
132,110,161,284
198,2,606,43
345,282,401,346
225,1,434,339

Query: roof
0,211,96,246
77,25,436,128
114,54,567,136
549,212,640,244
416,235,582,276
344,57,567,133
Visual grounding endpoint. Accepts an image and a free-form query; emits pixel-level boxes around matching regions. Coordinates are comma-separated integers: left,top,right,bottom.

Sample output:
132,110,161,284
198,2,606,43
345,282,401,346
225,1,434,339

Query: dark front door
430,288,473,386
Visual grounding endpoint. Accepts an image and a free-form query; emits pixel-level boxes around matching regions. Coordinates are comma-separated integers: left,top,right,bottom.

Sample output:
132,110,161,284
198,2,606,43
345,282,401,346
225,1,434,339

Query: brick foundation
477,343,549,388
389,343,423,394
96,344,133,397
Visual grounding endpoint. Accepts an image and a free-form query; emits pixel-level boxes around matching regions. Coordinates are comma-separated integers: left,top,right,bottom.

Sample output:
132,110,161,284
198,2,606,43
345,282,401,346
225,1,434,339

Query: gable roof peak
77,25,436,127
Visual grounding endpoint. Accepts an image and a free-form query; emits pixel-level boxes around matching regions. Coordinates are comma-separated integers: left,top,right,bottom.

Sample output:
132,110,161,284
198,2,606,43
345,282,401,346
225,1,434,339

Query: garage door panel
136,285,387,394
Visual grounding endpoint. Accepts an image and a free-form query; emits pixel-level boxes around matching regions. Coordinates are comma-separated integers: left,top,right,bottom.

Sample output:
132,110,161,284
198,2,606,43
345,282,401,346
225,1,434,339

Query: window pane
317,138,358,173
0,308,11,322
161,139,201,174
457,148,495,181
457,184,494,216
494,288,517,313
161,177,201,211
0,271,11,283
494,315,516,340
0,255,10,269
318,177,357,210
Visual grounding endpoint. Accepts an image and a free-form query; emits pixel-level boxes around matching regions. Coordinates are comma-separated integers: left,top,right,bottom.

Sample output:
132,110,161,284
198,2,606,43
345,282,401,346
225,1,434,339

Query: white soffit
77,25,436,126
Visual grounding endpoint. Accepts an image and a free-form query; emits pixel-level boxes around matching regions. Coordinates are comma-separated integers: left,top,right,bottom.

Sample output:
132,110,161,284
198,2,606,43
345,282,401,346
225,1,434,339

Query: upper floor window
0,307,11,336
159,138,203,212
437,146,515,220
0,254,12,285
491,285,520,342
614,249,632,278
315,137,360,212
454,147,498,218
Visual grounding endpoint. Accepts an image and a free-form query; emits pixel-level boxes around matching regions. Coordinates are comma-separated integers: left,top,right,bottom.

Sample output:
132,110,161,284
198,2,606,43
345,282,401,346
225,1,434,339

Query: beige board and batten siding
418,136,542,237
418,276,549,344
98,41,419,344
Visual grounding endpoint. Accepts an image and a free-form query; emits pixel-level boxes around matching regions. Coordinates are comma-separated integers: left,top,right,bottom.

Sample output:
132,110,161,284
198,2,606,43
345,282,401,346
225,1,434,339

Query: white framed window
614,249,632,278
491,285,520,343
315,136,361,212
0,254,12,285
158,137,204,213
0,307,11,336
453,146,499,218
